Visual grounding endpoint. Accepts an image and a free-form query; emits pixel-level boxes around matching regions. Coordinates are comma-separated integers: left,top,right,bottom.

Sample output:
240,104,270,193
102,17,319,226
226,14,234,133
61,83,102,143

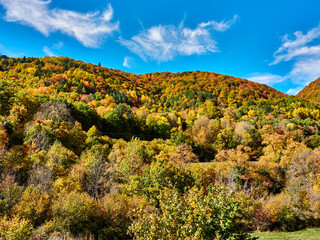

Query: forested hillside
297,77,320,102
1,56,320,239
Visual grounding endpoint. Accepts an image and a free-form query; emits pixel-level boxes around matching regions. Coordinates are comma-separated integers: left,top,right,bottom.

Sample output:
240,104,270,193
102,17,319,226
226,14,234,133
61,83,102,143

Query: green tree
103,103,135,136
50,191,99,235
130,186,256,240
0,80,14,115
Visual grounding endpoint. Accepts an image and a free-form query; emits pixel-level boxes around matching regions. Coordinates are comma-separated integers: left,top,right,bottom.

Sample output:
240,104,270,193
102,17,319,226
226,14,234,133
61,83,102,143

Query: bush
13,186,52,227
126,159,195,203
100,193,146,239
129,185,256,240
0,216,33,240
259,192,302,231
0,176,23,216
50,191,100,236
34,101,74,126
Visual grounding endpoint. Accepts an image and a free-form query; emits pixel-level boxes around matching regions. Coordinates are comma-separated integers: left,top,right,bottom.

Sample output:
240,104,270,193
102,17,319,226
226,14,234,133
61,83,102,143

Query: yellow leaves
53,177,83,193
83,81,90,87
27,67,36,74
8,105,29,126
168,144,199,164
260,132,286,163
46,141,78,177
0,216,33,240
146,114,170,128
13,186,52,226
215,145,251,164
292,107,320,120
279,138,309,167
33,86,50,94
220,115,236,129
248,110,256,118
88,100,98,108
262,192,292,223
140,94,152,105
234,121,255,146
0,123,9,148
313,175,320,193
100,94,115,106
96,106,109,118
129,90,139,103
286,123,295,130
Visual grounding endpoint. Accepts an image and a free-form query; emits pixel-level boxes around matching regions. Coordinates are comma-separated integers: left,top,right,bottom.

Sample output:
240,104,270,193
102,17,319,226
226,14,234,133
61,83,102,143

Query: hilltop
0,56,285,110
297,77,320,102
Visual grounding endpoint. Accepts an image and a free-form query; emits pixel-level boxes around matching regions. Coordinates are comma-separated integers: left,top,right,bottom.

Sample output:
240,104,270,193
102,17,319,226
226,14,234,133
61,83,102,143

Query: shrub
0,216,33,240
126,159,195,203
0,176,23,216
13,186,52,227
260,192,301,231
51,191,98,235
129,186,257,240
100,193,146,239
34,101,74,126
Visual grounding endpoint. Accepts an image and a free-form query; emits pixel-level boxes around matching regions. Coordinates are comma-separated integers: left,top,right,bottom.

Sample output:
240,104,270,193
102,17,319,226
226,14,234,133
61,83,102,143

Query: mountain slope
297,77,320,102
2,56,320,239
0,56,286,110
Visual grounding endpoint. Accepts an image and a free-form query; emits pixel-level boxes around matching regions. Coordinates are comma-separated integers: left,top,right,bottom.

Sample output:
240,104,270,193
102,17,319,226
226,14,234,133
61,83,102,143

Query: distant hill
0,56,285,110
297,77,320,102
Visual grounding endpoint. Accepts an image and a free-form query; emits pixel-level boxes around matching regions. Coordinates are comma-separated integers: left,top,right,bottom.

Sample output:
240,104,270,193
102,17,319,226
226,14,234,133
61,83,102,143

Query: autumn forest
1,56,320,239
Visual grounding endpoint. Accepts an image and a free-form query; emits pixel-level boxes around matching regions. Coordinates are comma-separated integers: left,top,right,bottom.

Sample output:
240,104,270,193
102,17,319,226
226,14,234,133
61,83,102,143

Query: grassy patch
251,228,320,240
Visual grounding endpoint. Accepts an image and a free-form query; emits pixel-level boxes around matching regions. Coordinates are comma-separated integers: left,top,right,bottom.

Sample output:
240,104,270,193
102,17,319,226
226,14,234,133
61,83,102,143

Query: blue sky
0,0,320,95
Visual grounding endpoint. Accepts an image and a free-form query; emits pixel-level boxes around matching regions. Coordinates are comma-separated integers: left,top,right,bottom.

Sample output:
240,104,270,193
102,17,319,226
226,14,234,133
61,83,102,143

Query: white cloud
43,46,55,56
43,41,63,56
289,58,320,84
247,73,287,85
123,56,132,68
0,43,24,57
120,15,238,62
271,45,320,65
0,0,119,47
286,86,304,95
270,24,320,85
199,15,239,31
271,25,320,65
53,41,63,50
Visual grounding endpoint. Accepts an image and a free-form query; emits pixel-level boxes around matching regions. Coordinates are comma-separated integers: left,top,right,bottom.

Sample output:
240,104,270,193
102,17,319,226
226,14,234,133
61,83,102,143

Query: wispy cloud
271,25,320,65
247,73,287,85
43,46,55,56
270,24,320,84
248,24,320,90
199,15,238,31
43,41,63,56
123,56,133,68
288,57,320,84
53,41,63,50
286,86,304,95
0,0,119,47
119,15,238,62
0,43,24,57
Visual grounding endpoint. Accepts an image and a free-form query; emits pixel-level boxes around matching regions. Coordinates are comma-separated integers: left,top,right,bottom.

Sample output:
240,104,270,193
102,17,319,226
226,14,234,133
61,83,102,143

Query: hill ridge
0,56,286,110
